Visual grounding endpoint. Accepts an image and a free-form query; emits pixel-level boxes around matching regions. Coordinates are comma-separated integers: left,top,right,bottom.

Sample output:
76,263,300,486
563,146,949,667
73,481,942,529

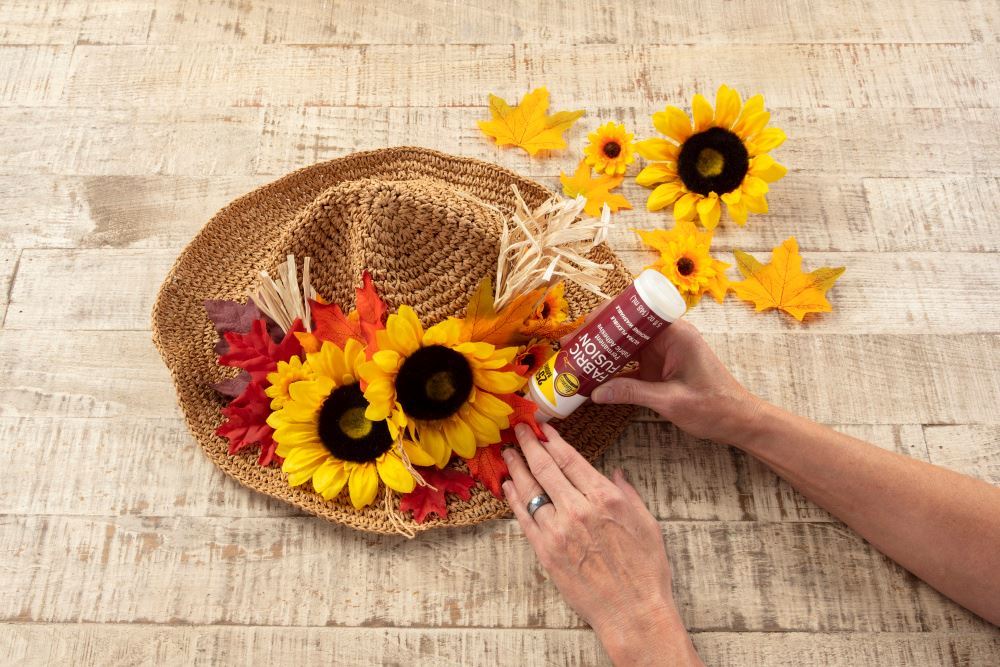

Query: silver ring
526,493,552,517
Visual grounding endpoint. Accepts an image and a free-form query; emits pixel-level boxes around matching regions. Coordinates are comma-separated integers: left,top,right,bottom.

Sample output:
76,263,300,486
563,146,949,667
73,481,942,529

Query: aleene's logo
554,371,580,397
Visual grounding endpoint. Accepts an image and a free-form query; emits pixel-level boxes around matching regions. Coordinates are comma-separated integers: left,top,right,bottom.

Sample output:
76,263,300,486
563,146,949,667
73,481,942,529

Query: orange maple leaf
477,87,584,156
296,271,387,353
730,237,845,321
460,277,546,346
465,443,509,499
560,160,631,217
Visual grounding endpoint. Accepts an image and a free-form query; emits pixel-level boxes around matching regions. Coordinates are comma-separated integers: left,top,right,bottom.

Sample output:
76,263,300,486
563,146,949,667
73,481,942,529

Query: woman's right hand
590,318,762,446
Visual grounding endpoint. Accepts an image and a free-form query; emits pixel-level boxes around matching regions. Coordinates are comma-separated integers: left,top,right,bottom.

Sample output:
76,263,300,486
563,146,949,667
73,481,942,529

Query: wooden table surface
2,1,999,665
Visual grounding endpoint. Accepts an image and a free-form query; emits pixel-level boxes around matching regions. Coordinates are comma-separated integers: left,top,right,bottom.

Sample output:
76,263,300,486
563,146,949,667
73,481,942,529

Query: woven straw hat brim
152,146,635,535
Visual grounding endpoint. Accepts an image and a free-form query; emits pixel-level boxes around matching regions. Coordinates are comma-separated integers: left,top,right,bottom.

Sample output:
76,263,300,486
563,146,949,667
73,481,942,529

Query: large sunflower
636,85,787,229
267,338,434,509
360,306,526,468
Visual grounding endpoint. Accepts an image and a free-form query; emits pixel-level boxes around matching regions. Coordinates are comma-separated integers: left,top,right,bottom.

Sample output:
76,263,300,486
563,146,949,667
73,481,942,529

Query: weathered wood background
2,1,999,665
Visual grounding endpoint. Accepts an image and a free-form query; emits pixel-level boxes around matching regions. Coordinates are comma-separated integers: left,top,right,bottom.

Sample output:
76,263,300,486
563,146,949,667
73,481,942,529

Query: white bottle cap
633,269,687,323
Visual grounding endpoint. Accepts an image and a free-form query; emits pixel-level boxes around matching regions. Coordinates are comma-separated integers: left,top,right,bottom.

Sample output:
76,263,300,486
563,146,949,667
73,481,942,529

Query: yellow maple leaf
461,277,547,346
731,237,845,321
477,87,584,156
560,160,632,217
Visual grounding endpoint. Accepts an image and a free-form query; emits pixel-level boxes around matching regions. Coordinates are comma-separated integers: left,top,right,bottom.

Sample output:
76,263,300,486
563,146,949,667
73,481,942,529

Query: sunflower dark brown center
677,127,749,196
396,345,473,420
602,141,622,158
676,257,696,276
318,383,393,463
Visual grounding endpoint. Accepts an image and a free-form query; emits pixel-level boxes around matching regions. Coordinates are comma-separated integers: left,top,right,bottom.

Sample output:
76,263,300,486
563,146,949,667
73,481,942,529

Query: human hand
503,423,703,666
589,317,762,446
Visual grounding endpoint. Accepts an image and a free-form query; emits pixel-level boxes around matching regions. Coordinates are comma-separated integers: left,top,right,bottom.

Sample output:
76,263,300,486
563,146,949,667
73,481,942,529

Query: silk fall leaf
399,467,476,523
218,318,305,383
477,87,584,156
461,277,547,346
465,443,509,499
497,392,544,445
730,236,845,321
560,160,632,217
216,381,280,466
297,271,387,353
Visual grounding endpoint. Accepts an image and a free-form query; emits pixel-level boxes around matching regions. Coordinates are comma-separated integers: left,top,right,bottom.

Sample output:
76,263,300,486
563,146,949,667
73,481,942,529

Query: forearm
737,401,1000,625
596,604,703,666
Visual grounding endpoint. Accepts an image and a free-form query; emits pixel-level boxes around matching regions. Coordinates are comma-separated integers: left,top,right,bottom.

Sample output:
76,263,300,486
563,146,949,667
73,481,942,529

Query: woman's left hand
502,423,703,666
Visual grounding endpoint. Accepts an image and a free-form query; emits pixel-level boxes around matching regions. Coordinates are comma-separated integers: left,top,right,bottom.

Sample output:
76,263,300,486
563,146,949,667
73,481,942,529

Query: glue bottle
527,269,687,422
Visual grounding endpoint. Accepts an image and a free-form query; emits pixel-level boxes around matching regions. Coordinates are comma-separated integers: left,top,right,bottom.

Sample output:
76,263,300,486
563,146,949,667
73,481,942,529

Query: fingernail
501,447,513,461
592,386,611,403
501,481,513,495
514,423,530,440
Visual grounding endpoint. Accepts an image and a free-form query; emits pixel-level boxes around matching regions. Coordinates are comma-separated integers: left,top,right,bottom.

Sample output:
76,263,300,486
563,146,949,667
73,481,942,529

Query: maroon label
550,283,670,397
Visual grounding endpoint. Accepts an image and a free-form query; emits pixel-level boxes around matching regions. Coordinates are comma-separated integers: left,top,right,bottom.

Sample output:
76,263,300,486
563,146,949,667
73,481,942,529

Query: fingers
612,468,647,509
515,424,585,506
503,444,556,527
502,478,544,545
534,423,606,489
591,376,680,412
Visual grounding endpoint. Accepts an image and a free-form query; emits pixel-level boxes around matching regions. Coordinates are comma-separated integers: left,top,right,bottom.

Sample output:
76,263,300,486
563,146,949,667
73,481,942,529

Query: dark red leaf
205,298,282,355
215,382,280,466
399,467,475,523
218,318,304,383
213,372,250,399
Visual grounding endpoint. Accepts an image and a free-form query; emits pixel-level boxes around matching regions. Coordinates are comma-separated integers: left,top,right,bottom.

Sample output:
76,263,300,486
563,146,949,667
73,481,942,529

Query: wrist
595,602,701,666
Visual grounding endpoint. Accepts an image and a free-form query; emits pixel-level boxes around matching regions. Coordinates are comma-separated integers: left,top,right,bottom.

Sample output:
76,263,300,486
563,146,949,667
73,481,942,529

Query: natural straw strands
251,255,318,332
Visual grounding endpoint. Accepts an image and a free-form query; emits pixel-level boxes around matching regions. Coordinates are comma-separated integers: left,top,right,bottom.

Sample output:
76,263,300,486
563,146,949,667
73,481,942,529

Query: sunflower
267,337,434,509
265,355,314,409
583,122,635,176
635,222,729,307
360,306,526,468
636,85,787,229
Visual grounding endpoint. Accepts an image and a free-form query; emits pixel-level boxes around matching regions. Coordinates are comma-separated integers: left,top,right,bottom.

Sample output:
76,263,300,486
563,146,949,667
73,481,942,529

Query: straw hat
152,147,635,534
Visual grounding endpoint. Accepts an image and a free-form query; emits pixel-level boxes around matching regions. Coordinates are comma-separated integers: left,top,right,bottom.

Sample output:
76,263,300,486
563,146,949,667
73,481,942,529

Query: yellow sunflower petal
646,181,684,212
471,390,514,423
673,192,700,222
742,175,769,198
635,138,680,162
386,306,423,356
272,421,320,447
445,417,478,459
750,154,788,183
461,403,502,445
636,162,678,187
417,426,450,468
726,197,749,226
695,194,722,230
691,94,714,132
738,111,771,140
423,317,461,346
743,194,769,214
312,460,349,500
714,85,742,129
652,106,693,143
734,94,765,137
473,368,526,394
453,341,496,360
376,453,416,493
401,439,435,467
348,463,379,509
748,127,786,154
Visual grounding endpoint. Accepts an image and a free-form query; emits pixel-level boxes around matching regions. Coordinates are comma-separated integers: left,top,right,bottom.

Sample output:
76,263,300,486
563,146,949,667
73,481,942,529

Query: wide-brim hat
152,146,635,534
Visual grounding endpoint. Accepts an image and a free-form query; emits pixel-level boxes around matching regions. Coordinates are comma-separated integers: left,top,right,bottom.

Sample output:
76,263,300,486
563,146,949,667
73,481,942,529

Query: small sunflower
265,356,314,409
636,85,787,229
360,306,526,468
267,338,434,509
583,122,636,176
635,221,729,307
527,282,569,325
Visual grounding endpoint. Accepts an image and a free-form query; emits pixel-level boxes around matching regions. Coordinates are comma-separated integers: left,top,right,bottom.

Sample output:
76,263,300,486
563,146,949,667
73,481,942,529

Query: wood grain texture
2,515,994,633
2,626,999,667
0,248,17,323
2,330,997,424
924,425,1000,485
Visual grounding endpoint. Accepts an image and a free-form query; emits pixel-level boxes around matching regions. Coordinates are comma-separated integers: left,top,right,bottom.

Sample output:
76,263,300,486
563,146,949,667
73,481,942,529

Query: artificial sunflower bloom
264,355,314,409
636,85,787,228
583,122,636,176
635,221,729,307
360,306,526,468
267,338,434,509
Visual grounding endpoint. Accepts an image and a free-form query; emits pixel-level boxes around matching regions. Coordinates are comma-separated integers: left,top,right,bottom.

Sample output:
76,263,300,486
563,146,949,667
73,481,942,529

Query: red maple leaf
355,270,388,348
497,392,545,446
309,300,363,348
465,443,509,499
307,271,388,352
218,318,304,383
399,467,475,523
215,382,280,466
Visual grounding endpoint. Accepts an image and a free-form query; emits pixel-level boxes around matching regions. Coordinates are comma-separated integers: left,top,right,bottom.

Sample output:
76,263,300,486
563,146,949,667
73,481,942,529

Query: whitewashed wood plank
748,425,929,522
5,249,177,330
54,44,1000,109
9,248,1000,335
1,515,991,632
0,175,269,249
0,107,264,177
1,331,996,424
516,44,1000,109
866,177,1000,252
924,425,1000,486
0,248,17,324
3,626,999,667
0,1,85,45
135,0,994,45
0,46,70,104
77,2,155,46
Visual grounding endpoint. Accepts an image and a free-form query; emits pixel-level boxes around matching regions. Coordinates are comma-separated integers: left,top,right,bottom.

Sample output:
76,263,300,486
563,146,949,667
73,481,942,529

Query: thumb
591,377,671,411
